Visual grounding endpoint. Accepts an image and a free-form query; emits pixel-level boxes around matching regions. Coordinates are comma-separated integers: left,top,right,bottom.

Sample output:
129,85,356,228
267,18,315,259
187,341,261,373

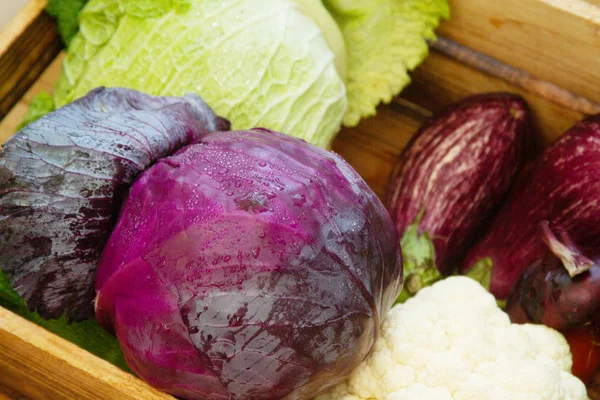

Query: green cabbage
45,0,448,148
54,0,347,148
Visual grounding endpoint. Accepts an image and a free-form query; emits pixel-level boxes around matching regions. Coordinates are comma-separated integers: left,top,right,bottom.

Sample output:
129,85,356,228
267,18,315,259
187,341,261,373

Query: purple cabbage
95,128,403,400
461,114,600,299
0,87,229,320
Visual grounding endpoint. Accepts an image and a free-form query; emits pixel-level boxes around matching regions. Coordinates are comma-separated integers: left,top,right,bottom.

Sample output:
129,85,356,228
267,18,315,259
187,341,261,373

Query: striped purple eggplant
386,93,531,301
461,114,600,300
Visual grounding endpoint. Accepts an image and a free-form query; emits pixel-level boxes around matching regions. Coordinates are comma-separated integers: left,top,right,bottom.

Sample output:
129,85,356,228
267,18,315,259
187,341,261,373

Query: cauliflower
316,277,589,400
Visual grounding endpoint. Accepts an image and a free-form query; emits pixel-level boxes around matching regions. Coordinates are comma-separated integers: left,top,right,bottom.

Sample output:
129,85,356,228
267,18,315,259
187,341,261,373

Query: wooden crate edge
439,0,600,104
0,306,173,400
0,0,62,119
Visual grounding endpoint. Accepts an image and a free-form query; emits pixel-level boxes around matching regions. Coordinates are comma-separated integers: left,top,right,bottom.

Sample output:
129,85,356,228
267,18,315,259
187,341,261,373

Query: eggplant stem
541,222,594,278
429,36,600,116
406,273,423,295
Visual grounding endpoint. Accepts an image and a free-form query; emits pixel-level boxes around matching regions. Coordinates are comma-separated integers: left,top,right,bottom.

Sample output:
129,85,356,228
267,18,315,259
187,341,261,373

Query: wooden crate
0,0,599,398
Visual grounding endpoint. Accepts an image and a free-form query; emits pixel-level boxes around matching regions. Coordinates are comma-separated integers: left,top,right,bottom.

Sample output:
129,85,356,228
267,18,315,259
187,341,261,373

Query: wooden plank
438,0,600,104
404,51,585,148
0,0,61,119
0,307,173,400
0,53,62,141
0,0,47,56
0,383,31,400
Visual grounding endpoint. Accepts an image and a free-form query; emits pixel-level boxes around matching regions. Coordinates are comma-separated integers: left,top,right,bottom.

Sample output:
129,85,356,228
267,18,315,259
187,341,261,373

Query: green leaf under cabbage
0,271,129,371
17,92,56,130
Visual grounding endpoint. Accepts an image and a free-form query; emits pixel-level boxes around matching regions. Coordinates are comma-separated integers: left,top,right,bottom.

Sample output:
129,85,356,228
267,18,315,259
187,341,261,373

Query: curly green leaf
324,0,450,126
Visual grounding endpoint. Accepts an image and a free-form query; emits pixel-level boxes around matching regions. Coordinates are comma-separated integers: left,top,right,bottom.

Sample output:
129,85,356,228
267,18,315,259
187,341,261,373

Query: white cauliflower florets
316,277,589,400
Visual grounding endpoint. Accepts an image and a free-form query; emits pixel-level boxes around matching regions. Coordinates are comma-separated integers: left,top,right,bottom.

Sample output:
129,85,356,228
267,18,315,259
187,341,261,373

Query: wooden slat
438,0,600,104
0,308,173,400
0,53,62,141
405,51,585,148
0,0,47,56
0,0,61,119
0,384,31,400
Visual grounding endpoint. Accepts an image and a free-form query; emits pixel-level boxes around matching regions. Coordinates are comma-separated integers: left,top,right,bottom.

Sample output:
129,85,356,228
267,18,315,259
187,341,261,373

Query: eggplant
506,222,599,331
386,93,531,301
461,114,600,300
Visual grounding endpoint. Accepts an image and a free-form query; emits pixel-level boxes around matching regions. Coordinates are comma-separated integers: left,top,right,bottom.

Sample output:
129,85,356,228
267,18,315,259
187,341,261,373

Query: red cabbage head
95,128,403,400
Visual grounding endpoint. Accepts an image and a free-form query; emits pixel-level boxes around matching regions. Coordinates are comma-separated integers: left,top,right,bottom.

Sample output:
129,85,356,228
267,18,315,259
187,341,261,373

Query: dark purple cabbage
0,87,229,321
95,129,403,400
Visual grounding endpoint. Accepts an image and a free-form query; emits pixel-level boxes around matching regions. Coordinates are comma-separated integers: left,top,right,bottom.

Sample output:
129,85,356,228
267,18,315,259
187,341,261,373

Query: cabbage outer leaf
324,0,450,126
54,0,347,148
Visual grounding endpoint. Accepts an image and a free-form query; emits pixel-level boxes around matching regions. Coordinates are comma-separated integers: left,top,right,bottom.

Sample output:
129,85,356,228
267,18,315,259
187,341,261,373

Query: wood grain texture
429,37,600,116
0,308,173,400
405,51,585,148
0,384,32,400
0,0,47,56
0,53,62,142
438,0,600,104
0,0,60,119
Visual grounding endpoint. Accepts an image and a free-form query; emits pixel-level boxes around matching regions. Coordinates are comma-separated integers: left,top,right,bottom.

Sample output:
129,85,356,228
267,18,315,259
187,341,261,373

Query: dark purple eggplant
0,87,229,321
506,222,599,331
386,93,531,301
461,114,600,300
